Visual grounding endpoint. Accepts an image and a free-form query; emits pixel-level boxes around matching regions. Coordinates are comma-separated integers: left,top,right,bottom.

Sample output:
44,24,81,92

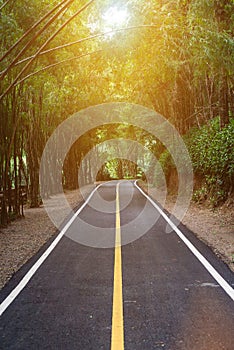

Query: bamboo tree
0,0,12,11
0,0,71,64
0,0,76,82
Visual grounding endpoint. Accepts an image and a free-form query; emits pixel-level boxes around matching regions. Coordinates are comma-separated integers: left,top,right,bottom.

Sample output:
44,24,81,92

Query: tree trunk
220,71,229,128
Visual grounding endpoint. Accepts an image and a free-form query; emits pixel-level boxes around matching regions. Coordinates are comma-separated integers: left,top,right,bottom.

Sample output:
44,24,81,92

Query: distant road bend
0,180,234,349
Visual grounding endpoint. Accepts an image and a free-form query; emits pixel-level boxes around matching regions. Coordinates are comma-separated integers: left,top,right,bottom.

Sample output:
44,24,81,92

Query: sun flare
103,6,129,29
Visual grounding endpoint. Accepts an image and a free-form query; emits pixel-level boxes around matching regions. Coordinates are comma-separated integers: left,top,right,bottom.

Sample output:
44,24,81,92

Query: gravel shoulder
0,183,233,290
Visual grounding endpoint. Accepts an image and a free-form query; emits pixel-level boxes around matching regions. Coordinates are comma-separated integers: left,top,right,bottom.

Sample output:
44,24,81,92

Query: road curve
0,180,234,350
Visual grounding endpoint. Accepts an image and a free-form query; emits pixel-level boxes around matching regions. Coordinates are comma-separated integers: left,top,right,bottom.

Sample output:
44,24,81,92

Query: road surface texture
0,181,234,349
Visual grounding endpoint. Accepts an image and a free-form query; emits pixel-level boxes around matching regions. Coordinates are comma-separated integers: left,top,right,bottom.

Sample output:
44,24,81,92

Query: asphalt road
0,181,234,350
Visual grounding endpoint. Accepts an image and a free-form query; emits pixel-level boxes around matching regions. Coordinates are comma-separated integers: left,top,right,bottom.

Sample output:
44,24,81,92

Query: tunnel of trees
0,0,233,225
63,123,160,188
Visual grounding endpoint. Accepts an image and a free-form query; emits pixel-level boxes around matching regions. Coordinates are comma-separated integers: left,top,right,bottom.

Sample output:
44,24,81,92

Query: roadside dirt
0,184,233,290
0,185,93,290
146,185,234,273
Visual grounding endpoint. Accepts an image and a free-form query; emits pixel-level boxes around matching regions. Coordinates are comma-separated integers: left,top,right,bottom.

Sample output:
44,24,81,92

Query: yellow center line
111,183,124,350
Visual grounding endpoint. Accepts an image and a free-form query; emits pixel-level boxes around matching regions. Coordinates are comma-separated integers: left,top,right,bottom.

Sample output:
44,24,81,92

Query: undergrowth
158,117,234,207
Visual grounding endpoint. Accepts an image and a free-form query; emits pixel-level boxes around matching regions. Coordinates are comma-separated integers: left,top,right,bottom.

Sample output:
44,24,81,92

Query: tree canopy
0,0,233,224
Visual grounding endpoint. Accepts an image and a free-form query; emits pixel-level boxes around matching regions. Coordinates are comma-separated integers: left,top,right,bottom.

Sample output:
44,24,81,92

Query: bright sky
102,6,129,30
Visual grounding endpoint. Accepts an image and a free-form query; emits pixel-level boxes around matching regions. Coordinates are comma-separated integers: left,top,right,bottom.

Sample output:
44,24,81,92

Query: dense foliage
188,117,234,206
0,0,233,224
158,117,234,205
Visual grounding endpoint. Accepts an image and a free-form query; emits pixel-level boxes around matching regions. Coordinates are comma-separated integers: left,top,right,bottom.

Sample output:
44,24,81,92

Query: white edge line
134,181,234,302
0,183,105,316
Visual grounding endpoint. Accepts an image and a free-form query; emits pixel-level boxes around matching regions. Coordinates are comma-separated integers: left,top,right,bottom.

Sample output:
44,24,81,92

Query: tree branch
0,0,12,11
15,25,158,66
0,0,96,101
15,49,103,85
0,0,71,64
0,0,75,81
